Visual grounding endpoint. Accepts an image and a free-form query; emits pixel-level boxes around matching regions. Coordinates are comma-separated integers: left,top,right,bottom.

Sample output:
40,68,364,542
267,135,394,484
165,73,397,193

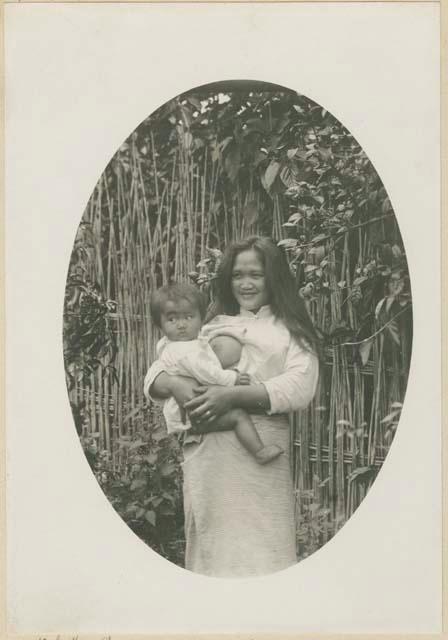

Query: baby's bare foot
255,445,284,465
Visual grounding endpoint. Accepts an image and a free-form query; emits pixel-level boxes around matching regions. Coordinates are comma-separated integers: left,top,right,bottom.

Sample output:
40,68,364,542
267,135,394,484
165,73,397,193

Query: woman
144,236,319,577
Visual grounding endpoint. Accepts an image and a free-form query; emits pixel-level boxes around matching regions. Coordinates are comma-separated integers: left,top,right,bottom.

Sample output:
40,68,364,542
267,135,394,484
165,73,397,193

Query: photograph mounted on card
63,79,413,578
5,2,441,634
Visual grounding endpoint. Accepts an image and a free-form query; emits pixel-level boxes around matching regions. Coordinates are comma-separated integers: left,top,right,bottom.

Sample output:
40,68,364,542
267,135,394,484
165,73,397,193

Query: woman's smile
231,249,270,312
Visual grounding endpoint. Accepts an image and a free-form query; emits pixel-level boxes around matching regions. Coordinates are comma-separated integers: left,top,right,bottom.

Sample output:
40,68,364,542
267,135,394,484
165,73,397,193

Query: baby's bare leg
225,408,284,465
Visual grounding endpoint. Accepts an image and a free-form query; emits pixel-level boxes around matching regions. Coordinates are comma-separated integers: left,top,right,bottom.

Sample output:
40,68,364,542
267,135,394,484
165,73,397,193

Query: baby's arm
144,358,169,401
209,335,242,370
173,344,238,387
209,335,254,386
235,371,252,385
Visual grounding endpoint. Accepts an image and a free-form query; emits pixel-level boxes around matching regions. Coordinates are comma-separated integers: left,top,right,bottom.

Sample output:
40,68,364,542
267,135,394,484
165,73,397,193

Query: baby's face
160,298,202,341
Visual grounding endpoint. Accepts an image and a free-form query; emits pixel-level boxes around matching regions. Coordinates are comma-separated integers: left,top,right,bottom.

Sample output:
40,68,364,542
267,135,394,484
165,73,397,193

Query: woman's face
231,249,270,313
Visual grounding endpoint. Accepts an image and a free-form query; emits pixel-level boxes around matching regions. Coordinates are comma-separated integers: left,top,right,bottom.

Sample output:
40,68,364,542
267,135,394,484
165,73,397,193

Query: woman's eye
232,272,264,280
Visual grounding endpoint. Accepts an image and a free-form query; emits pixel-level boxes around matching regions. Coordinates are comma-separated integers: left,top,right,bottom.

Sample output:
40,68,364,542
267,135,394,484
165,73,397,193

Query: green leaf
348,466,374,482
145,510,156,526
283,212,302,227
126,503,138,515
122,407,141,423
130,478,147,491
129,438,145,450
278,238,298,250
242,201,259,226
224,144,241,182
180,105,192,128
152,430,167,442
375,298,385,319
388,275,405,296
318,146,332,161
382,196,392,213
144,453,158,465
386,320,400,345
280,165,297,188
245,118,267,134
253,149,267,166
187,96,202,111
160,462,176,477
385,295,395,313
381,410,401,424
264,161,281,190
359,339,373,366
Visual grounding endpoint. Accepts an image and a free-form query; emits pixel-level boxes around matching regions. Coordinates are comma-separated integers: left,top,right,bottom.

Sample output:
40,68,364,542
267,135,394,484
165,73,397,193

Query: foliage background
63,80,412,567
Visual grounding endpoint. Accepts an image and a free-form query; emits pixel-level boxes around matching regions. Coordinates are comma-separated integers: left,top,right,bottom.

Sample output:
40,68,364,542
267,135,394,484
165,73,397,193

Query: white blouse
143,305,319,415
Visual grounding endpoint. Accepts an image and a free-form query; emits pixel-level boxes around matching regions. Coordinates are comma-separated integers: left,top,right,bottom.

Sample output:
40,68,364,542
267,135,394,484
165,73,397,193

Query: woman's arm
262,340,319,414
185,339,319,423
185,383,270,424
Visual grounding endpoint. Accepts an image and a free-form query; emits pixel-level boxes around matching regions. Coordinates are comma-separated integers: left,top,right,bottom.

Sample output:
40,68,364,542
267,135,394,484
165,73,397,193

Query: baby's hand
235,372,252,386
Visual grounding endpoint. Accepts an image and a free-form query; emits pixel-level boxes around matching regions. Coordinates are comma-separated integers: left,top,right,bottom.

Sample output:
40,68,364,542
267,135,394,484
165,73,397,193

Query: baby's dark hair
150,282,207,328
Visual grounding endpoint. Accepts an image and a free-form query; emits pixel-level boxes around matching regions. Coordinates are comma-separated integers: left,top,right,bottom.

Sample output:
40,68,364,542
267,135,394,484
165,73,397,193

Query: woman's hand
185,385,235,424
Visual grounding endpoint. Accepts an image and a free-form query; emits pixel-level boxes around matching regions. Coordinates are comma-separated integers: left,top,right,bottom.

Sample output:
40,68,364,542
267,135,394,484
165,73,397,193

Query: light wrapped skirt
182,414,297,578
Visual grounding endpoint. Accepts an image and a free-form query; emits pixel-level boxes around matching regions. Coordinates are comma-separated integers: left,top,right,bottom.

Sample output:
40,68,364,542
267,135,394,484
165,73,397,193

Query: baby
149,282,283,465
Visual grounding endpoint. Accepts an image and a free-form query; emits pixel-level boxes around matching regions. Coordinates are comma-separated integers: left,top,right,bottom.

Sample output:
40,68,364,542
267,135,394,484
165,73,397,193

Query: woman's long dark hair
209,236,319,353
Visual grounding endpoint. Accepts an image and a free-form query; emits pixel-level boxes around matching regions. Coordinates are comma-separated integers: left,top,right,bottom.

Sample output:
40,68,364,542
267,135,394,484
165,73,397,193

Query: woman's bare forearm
186,383,271,421
228,384,271,413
